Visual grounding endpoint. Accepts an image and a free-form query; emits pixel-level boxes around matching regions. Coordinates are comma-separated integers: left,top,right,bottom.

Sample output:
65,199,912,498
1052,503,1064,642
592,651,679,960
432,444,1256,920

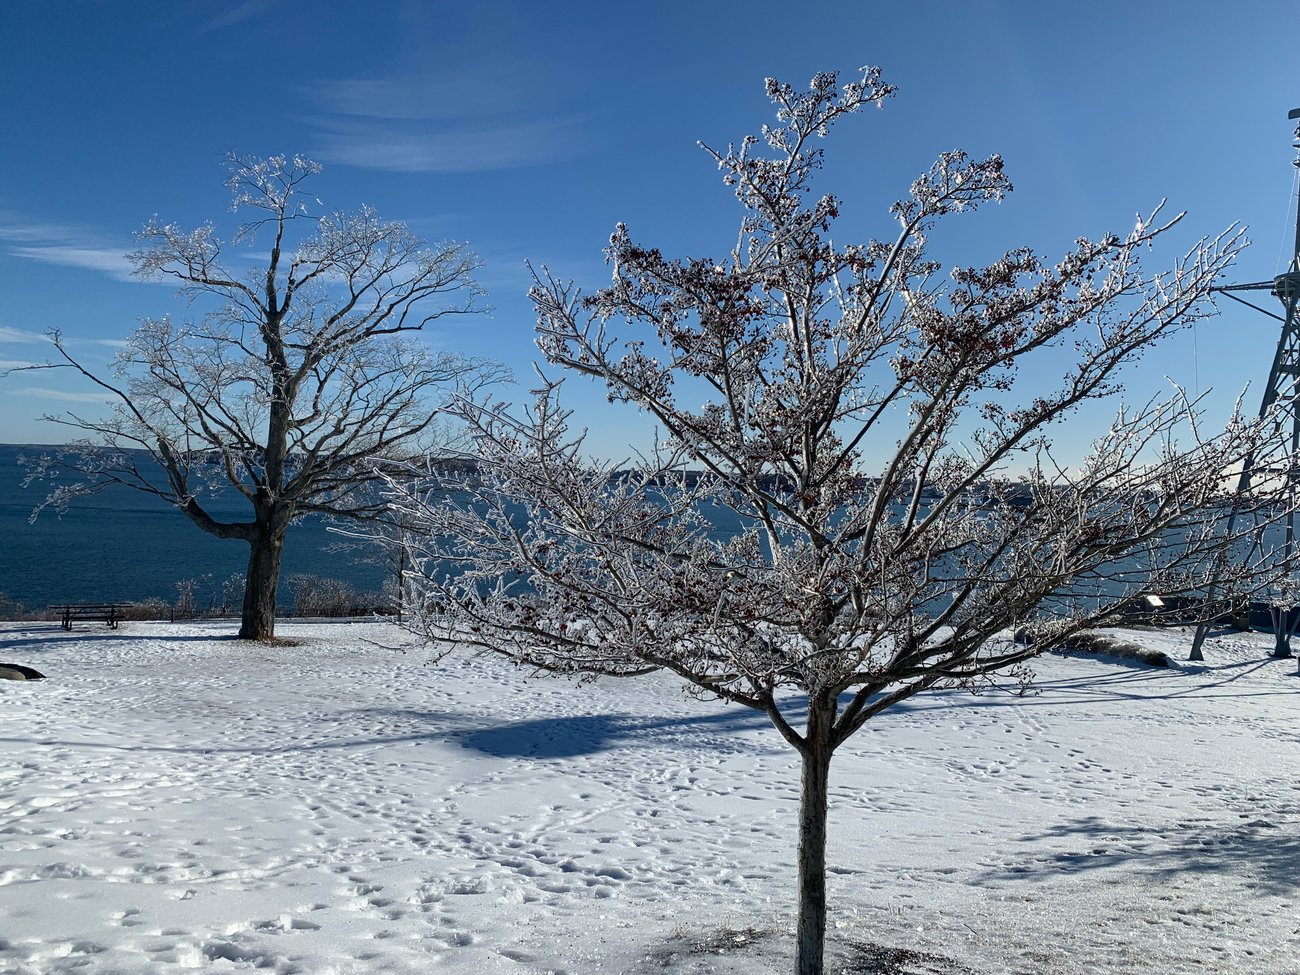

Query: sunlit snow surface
1,621,1297,974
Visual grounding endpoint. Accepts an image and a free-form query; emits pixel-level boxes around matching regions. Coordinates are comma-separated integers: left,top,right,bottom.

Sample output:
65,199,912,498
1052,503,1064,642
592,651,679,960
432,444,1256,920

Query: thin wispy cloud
0,327,128,359
0,214,137,282
0,326,48,344
306,66,592,174
312,76,500,122
0,216,88,243
8,245,135,280
7,387,111,404
196,0,272,33
313,114,591,174
0,359,37,370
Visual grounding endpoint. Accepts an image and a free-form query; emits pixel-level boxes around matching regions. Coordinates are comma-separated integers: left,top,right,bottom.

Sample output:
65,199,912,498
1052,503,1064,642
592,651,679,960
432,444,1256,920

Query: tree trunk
795,701,835,975
239,524,286,639
396,539,406,624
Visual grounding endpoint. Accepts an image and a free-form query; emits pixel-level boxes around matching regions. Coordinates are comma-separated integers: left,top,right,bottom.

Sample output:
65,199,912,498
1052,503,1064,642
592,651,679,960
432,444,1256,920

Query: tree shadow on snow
377,707,776,760
635,925,974,975
975,812,1300,897
0,628,244,653
460,713,648,759
0,705,776,761
874,653,1295,718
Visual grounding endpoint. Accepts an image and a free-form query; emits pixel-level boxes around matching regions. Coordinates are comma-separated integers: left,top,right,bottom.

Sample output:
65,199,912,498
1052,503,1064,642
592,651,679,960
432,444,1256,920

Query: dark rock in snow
0,663,46,681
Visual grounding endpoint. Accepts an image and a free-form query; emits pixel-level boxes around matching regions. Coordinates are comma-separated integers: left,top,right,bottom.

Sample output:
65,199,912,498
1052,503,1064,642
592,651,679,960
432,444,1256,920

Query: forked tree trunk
795,702,835,975
240,525,287,640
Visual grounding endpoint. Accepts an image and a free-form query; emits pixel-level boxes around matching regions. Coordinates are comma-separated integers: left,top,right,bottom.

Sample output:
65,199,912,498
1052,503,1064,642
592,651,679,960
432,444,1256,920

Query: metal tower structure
1188,107,1300,662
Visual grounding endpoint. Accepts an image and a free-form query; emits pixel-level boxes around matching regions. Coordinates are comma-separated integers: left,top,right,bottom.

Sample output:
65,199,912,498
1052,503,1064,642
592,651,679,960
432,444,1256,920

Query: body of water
0,445,388,611
3,444,1280,624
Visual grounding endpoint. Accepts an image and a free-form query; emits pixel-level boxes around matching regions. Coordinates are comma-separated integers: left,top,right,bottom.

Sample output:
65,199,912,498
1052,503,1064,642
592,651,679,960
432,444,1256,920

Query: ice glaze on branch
387,68,1297,975
24,153,500,639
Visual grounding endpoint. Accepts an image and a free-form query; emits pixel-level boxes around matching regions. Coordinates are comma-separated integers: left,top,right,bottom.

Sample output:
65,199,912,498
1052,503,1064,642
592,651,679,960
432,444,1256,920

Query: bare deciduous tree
385,71,1295,974
25,153,499,639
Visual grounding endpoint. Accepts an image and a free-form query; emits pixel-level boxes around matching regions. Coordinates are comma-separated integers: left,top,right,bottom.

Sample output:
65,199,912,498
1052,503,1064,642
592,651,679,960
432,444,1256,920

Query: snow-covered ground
0,621,1297,974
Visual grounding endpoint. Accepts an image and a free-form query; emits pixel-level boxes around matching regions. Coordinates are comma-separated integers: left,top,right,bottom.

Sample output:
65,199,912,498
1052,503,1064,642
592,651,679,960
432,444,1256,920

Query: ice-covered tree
26,154,498,639
385,71,1295,974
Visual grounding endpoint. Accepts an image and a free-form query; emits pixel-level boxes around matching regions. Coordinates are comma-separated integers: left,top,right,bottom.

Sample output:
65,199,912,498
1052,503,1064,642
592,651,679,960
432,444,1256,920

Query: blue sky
1,0,1297,464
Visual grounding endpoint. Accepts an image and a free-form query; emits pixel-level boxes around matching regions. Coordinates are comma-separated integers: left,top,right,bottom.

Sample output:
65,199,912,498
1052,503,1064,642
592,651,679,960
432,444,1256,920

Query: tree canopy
26,153,500,638
386,69,1297,975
